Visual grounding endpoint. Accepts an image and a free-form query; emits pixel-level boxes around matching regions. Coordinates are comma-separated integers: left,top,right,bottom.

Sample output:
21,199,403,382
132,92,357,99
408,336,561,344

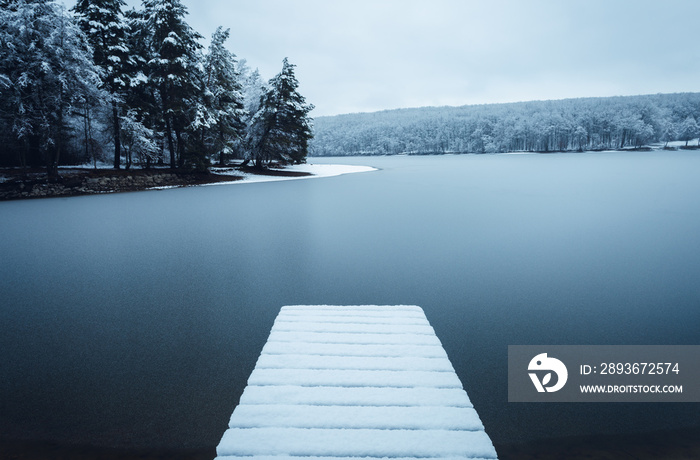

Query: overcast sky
67,0,700,117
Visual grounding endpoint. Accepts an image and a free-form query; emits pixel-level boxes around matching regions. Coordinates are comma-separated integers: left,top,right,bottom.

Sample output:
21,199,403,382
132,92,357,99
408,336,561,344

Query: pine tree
0,2,20,166
238,60,265,119
122,6,164,167
72,0,130,169
659,121,676,148
142,0,203,168
679,116,699,147
247,58,313,168
120,108,158,167
237,59,266,162
197,26,246,166
0,0,104,176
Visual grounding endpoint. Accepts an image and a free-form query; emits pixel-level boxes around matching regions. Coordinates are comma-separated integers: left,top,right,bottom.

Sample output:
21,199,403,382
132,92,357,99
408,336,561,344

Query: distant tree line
310,93,700,156
0,0,313,176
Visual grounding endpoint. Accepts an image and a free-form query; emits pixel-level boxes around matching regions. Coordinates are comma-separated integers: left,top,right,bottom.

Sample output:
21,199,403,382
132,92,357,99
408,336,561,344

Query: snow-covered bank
208,163,376,185
0,163,377,200
499,143,700,155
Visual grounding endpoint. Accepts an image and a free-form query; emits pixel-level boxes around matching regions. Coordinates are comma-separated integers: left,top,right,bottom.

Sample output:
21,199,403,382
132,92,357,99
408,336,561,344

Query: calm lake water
1,152,699,452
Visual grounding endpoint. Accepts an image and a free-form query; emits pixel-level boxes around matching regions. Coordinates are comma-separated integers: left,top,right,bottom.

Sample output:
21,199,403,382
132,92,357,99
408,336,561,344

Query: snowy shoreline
0,163,377,201
208,163,377,186
146,163,378,190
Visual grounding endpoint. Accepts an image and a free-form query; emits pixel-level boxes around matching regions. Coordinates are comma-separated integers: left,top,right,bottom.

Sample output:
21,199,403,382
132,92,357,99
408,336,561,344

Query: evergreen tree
120,108,158,167
0,0,104,175
142,0,203,168
197,26,246,166
0,2,20,166
123,6,164,167
238,59,265,119
660,121,677,148
247,58,313,167
72,0,130,169
237,59,266,161
679,116,699,146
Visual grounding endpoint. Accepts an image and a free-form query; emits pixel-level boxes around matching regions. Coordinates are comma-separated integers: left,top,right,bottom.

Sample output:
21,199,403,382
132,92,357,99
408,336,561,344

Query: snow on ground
210,163,376,186
661,139,700,148
215,305,498,460
54,161,376,186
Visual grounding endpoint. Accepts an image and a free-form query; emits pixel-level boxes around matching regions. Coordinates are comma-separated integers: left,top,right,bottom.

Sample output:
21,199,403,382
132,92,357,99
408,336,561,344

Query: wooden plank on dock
215,305,498,460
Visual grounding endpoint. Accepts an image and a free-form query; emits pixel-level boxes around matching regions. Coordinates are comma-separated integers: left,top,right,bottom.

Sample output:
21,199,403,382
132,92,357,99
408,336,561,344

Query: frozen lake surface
1,151,699,451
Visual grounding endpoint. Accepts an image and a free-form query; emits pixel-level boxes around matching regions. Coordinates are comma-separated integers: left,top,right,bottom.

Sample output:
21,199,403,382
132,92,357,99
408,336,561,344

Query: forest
3,1,699,176
0,0,313,176
310,93,700,156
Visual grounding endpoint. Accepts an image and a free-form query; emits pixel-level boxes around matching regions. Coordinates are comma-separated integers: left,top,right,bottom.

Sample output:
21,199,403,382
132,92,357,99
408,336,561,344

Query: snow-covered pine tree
0,0,104,175
142,0,203,168
0,2,20,166
120,108,158,168
236,59,266,162
238,60,265,121
121,6,165,167
196,26,246,166
72,0,130,169
679,116,699,147
660,121,677,148
247,58,313,168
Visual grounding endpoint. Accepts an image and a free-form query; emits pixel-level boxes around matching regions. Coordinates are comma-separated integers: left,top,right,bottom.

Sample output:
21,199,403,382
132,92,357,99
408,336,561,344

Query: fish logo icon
528,353,568,393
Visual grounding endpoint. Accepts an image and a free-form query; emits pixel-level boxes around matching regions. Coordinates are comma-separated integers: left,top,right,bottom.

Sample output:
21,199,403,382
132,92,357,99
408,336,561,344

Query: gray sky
71,0,700,117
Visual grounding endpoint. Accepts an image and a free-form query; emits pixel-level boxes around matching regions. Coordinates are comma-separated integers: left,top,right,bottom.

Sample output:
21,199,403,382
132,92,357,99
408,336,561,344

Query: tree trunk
165,114,176,168
113,102,121,169
48,98,65,180
175,125,184,168
87,105,96,169
217,130,224,166
83,105,90,165
19,140,27,169
161,86,176,168
48,135,61,180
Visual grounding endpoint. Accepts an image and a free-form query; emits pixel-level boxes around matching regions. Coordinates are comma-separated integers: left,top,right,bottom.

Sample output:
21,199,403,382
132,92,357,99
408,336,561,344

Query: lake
1,152,699,455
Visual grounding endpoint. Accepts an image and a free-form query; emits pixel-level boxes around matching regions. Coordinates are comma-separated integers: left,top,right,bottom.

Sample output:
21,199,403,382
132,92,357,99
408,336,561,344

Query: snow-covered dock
215,305,498,460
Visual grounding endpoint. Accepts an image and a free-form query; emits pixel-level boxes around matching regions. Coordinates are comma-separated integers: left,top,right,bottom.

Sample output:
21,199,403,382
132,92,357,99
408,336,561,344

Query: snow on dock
215,305,498,460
